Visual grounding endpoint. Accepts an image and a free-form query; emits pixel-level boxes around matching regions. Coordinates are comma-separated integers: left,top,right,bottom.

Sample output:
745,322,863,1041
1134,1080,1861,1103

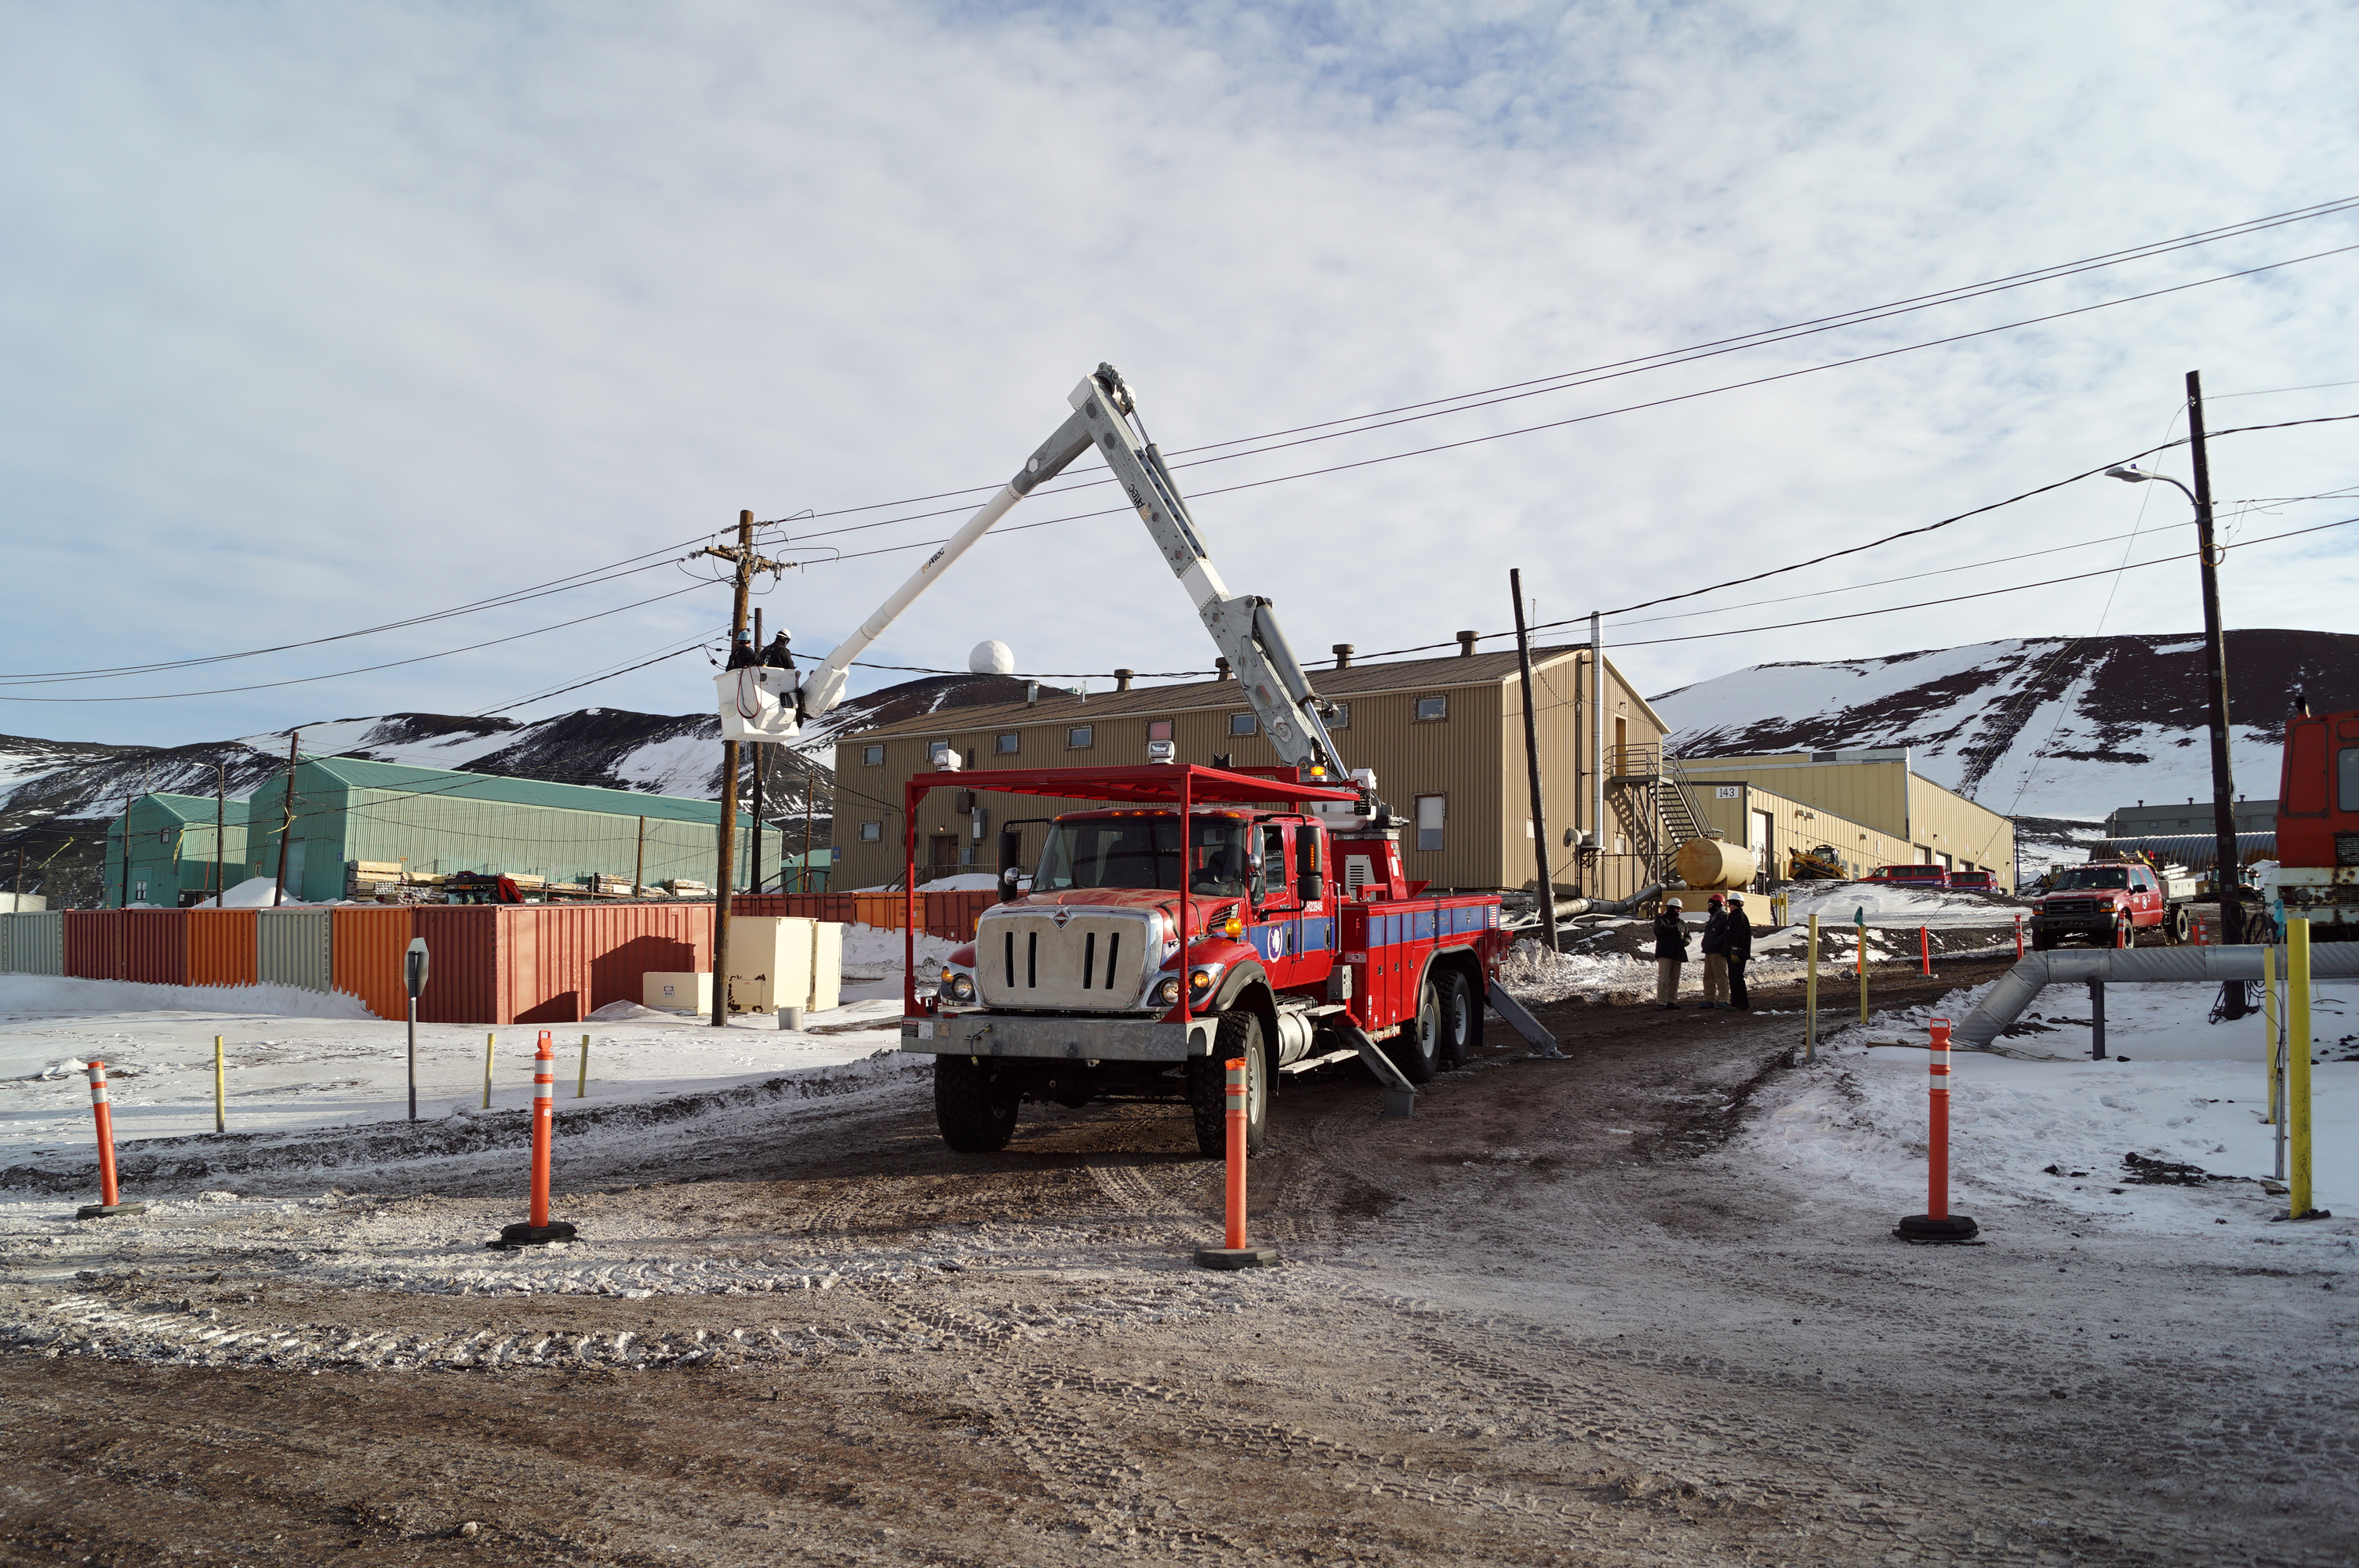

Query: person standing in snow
1724,893,1753,1011
1699,894,1731,1009
1652,898,1690,1008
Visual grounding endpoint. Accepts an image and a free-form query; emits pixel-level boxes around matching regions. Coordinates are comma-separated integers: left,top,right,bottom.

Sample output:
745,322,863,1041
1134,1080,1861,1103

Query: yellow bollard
483,1033,496,1110
1805,915,1820,1062
213,1036,225,1134
2288,920,2314,1218
578,1033,590,1099
2263,945,2281,1127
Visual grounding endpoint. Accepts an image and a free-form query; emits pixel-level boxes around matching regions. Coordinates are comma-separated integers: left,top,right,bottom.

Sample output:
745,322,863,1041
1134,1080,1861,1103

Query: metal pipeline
1953,943,2359,1051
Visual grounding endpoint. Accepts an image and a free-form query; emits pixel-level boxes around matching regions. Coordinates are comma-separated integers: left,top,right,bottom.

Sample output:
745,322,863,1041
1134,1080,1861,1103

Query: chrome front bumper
899,1011,1219,1062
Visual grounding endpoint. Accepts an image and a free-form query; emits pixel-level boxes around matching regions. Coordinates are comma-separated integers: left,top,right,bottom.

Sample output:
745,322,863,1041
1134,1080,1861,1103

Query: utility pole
213,763,227,909
703,510,780,1027
1590,612,1605,900
271,730,300,908
13,846,22,907
1510,570,1559,951
2186,370,2245,958
802,752,817,893
118,797,133,909
751,608,767,898
634,815,647,898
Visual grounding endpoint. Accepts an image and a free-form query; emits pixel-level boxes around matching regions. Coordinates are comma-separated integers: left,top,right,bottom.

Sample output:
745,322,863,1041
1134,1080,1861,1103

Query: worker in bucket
1699,894,1732,1009
1724,894,1753,1011
1652,897,1689,1009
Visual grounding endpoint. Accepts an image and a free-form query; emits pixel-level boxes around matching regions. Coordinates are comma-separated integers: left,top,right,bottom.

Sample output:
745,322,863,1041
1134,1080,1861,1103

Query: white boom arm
787,365,1355,786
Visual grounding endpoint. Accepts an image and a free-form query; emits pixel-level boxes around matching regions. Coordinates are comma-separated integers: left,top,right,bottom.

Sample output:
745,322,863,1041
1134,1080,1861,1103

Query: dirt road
5,957,2354,1565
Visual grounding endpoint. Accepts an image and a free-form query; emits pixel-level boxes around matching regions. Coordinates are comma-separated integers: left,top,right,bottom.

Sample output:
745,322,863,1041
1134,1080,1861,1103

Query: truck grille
976,908,1160,1011
2042,899,2110,918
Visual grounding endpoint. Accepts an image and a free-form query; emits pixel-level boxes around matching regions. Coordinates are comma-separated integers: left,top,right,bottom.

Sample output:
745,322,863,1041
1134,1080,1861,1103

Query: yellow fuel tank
1675,837,1754,891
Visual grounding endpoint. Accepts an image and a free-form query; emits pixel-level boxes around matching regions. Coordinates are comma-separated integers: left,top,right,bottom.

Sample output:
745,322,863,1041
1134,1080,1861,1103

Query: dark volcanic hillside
1652,627,2357,820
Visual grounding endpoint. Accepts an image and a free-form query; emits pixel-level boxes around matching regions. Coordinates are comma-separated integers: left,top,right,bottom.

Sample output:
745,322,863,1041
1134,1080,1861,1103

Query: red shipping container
331,906,416,1022
64,910,122,981
122,909,188,986
413,904,717,1025
413,906,498,1025
187,910,258,988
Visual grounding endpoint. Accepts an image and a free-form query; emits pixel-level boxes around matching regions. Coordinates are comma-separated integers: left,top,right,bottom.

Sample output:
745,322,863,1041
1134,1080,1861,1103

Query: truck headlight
936,967,975,1004
1153,976,1182,1007
1188,962,1226,998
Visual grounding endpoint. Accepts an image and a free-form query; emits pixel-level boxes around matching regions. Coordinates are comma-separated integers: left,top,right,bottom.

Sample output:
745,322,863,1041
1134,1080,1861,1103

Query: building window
1067,726,1094,749
1328,702,1350,730
1414,794,1445,853
1230,713,1258,736
1414,695,1448,722
862,745,884,767
859,822,883,842
996,732,1020,754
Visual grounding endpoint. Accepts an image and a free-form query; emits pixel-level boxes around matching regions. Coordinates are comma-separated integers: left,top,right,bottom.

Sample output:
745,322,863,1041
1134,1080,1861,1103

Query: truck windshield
1035,815,1252,895
2052,867,2130,890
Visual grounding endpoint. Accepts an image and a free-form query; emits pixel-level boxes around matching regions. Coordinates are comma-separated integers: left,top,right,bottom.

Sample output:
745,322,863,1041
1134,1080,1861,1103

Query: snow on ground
1774,880,2022,926
0,928,964,1175
187,875,314,909
1739,975,2359,1233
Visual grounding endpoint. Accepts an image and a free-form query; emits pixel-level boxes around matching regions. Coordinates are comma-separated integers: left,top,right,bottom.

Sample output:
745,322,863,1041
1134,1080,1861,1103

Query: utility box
643,972,714,1013
722,916,844,1014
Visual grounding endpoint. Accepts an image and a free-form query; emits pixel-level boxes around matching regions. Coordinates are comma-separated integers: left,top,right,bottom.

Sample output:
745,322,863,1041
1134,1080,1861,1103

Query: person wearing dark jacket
1725,893,1754,1011
1652,899,1689,1008
1699,894,1732,1009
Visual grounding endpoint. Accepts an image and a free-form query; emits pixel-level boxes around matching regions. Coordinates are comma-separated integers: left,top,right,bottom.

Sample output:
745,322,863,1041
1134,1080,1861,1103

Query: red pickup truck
2028,859,2194,949
1863,864,1951,890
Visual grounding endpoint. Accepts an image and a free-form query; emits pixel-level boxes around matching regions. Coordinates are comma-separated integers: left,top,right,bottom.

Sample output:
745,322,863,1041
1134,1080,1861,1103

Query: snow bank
188,875,313,909
1739,979,2359,1230
1778,881,2019,927
0,975,370,1022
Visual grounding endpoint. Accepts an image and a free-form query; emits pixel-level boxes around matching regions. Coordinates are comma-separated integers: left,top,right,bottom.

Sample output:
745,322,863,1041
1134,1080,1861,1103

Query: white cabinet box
721,917,844,1014
643,972,714,1012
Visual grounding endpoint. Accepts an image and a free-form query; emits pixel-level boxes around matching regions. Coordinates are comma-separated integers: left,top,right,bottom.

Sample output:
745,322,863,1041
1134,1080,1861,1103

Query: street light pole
2103,369,2246,994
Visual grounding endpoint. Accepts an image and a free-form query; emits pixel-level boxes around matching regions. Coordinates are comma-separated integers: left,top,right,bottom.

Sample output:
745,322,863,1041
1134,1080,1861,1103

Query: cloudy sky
3,1,2354,750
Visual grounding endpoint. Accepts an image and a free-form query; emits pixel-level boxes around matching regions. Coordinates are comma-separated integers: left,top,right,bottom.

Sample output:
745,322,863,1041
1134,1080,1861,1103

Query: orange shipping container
852,893,908,931
187,909,258,988
331,906,416,1022
413,904,714,1025
122,909,188,986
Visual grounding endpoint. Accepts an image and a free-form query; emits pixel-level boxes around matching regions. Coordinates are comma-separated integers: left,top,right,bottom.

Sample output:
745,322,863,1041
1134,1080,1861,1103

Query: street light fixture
2103,380,2249,976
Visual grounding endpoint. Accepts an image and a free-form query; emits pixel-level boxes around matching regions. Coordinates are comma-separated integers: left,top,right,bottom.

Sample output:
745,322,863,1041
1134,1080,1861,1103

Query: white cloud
0,1,2354,747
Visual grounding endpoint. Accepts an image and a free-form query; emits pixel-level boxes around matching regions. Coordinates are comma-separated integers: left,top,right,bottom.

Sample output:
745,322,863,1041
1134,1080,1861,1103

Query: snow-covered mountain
1651,629,2357,822
0,672,1035,906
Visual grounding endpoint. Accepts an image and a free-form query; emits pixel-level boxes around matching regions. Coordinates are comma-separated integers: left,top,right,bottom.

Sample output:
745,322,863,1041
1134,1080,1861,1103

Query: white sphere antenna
969,640,1016,675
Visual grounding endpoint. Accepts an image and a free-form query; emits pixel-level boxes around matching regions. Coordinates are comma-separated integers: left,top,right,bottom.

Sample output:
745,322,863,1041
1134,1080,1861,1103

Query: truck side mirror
998,865,1023,904
1298,873,1324,904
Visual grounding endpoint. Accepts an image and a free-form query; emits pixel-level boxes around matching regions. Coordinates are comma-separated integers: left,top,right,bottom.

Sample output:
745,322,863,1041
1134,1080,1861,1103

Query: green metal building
104,758,783,906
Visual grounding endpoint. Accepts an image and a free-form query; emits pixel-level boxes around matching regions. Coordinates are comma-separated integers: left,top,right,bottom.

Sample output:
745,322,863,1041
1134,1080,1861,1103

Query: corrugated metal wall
0,914,11,972
187,910,259,987
64,911,119,979
330,906,416,1020
10,912,62,975
256,909,333,992
329,786,783,896
123,909,188,985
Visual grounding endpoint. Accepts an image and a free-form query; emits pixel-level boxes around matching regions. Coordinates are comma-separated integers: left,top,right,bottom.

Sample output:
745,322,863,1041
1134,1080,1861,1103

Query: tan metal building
830,645,1671,898
1674,747,2016,889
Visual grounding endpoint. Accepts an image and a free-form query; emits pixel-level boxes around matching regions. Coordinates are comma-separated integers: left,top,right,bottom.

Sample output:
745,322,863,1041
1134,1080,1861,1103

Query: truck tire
933,1055,1020,1152
2029,927,2053,952
1394,974,1443,1084
2166,906,2192,945
1186,1011,1269,1158
1438,968,1480,1069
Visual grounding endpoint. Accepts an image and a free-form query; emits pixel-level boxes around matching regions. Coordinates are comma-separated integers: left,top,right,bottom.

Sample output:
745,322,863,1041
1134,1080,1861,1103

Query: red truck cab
2267,706,2359,939
899,764,1510,1156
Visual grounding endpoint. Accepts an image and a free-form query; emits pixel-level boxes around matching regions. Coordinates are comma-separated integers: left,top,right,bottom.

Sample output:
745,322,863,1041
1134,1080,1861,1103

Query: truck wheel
2029,928,2052,952
2167,906,2192,945
1393,975,1443,1084
933,1055,1019,1152
1438,969,1481,1069
1186,1012,1268,1158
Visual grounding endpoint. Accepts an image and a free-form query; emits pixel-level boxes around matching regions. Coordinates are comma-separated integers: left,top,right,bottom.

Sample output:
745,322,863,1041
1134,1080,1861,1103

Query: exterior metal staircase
1605,744,1714,890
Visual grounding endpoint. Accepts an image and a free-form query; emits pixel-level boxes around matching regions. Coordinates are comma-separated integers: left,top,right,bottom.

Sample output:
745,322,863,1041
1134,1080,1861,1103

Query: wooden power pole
1510,568,1559,952
707,511,760,1026
214,762,227,908
271,730,300,907
2186,370,2245,956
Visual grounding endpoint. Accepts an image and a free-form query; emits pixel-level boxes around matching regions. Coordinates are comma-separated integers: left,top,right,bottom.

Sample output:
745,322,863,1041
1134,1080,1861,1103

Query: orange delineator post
89,1062,120,1207
530,1030,554,1229
76,1060,145,1219
2013,915,2023,960
1195,1055,1274,1269
1224,1056,1248,1250
1895,1016,1978,1242
1919,925,1932,976
493,1030,576,1247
